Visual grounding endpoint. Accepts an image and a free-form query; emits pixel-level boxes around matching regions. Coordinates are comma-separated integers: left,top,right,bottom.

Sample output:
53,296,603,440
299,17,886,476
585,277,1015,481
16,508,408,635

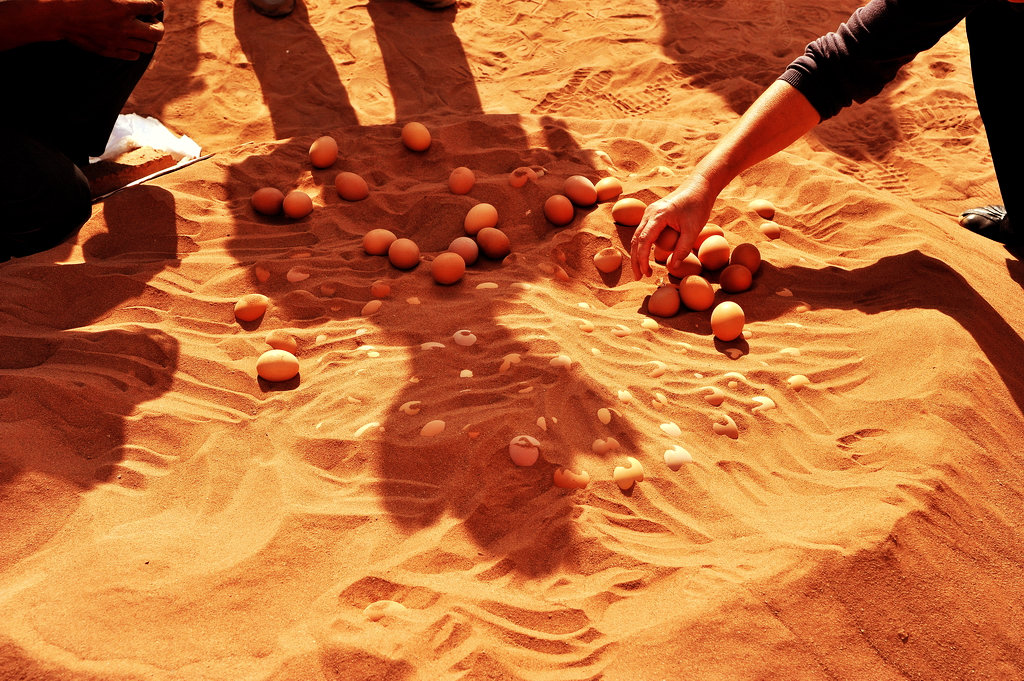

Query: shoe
408,0,456,8
249,0,294,17
959,204,1016,244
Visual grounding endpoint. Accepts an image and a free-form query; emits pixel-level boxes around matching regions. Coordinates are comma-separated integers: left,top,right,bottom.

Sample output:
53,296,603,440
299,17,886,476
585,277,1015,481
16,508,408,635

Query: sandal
959,204,1016,244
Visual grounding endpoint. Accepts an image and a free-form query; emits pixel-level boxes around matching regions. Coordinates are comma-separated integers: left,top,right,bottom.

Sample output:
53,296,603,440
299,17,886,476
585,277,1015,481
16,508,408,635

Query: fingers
630,217,659,279
125,0,165,17
127,19,164,47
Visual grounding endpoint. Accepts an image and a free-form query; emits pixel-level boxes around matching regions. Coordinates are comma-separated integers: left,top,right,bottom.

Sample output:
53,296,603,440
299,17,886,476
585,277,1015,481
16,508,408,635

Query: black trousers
0,42,154,260
968,1,1022,230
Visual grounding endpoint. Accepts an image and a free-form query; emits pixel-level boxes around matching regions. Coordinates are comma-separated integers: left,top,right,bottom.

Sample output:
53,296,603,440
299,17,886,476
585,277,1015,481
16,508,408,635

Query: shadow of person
731,250,1024,415
222,2,643,576
653,0,905,160
0,186,181,563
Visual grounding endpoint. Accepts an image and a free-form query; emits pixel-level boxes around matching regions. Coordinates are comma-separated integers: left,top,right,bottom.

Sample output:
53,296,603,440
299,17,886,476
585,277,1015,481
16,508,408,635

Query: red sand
2,0,1023,678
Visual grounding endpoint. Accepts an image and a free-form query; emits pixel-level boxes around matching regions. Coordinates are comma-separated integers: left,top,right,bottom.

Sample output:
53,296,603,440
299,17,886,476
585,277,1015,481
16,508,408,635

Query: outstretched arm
630,79,820,279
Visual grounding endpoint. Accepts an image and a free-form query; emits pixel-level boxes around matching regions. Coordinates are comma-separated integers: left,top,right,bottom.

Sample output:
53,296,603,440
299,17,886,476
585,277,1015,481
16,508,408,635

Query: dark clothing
779,0,1022,231
0,42,154,260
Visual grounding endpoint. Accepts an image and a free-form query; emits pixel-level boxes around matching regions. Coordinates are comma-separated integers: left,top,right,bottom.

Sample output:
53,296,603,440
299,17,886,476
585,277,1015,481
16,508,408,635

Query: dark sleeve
778,0,981,120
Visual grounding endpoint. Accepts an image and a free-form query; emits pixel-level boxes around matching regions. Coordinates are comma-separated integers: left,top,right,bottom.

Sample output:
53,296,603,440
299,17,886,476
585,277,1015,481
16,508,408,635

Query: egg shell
652,244,671,264
309,135,338,168
476,227,511,259
362,228,397,255
543,194,574,226
448,167,475,194
509,166,538,187
711,301,745,341
749,198,776,219
448,236,479,265
251,187,284,216
697,234,730,270
282,190,313,219
430,252,466,285
401,121,431,151
730,242,762,274
611,197,645,226
719,264,753,293
388,238,421,269
335,172,369,201
563,175,597,206
593,247,623,273
234,293,269,322
666,251,702,279
509,435,540,467
693,223,724,251
256,349,299,382
594,177,622,202
680,275,714,311
655,228,679,251
464,203,498,236
265,329,298,354
648,285,681,317
553,468,590,490
370,280,391,298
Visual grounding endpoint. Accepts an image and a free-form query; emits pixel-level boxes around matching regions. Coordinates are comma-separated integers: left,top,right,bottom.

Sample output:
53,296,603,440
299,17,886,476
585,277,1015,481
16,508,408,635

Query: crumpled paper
90,113,202,163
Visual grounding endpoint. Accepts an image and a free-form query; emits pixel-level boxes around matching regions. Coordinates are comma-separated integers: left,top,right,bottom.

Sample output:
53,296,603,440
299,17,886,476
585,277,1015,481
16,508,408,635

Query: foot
959,204,1016,244
249,0,294,17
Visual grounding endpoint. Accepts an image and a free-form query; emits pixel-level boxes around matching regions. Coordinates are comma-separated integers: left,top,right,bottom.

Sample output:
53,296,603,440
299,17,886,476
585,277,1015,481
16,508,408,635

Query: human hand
60,0,164,60
629,177,715,280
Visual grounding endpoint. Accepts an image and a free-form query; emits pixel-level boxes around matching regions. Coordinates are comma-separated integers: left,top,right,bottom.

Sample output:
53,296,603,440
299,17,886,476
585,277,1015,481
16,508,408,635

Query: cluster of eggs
249,122,431,220
641,223,761,342
234,294,301,382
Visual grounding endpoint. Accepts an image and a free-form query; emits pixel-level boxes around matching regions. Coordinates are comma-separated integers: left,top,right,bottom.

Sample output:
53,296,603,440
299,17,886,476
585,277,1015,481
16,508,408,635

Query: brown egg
729,242,762,274
335,171,369,201
680,275,714,311
648,285,681,317
611,197,646,226
448,236,479,265
711,301,745,341
256,349,299,382
563,175,597,206
234,293,269,322
362,228,397,255
265,329,298,354
749,198,776,220
309,135,338,168
593,247,623,273
370,280,391,298
464,203,498,236
544,194,575,226
697,234,730,270
282,190,313,219
760,221,782,239
655,228,679,251
449,167,475,194
719,264,753,293
693,223,724,251
666,251,702,279
595,177,623,202
251,187,284,216
476,227,511,259
388,238,420,269
401,121,431,151
652,244,671,264
431,252,466,285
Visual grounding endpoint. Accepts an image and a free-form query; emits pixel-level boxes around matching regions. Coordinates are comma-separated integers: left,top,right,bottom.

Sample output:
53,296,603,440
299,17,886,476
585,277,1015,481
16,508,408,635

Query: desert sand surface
2,0,1024,679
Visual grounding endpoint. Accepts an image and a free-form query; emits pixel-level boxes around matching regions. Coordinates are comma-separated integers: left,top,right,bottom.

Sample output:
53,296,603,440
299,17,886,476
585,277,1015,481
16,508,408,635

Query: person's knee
2,137,93,259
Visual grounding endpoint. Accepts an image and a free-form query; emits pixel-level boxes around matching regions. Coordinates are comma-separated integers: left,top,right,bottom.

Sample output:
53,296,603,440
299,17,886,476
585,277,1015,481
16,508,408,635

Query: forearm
0,0,65,51
687,80,821,201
